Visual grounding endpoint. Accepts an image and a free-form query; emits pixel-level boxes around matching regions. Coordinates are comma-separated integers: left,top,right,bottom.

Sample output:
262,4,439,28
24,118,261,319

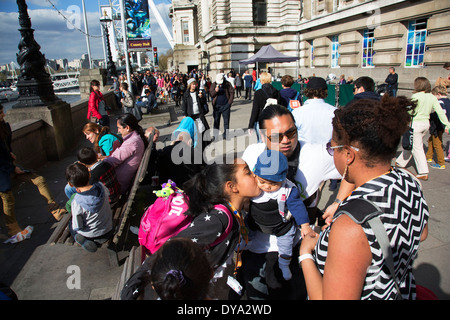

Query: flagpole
81,0,92,69
119,0,133,95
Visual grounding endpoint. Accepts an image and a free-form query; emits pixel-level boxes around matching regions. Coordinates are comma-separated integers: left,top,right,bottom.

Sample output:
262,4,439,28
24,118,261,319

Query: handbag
94,91,111,115
131,103,142,121
203,102,209,115
402,123,413,151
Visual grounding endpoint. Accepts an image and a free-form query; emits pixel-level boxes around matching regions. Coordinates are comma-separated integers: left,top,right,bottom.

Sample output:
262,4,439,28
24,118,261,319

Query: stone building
170,0,449,94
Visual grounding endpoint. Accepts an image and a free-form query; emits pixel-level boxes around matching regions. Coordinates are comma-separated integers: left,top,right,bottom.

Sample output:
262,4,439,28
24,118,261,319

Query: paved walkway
1,97,449,299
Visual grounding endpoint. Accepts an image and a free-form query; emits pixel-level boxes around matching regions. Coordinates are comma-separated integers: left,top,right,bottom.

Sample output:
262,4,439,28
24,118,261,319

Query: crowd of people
2,63,449,301
113,67,447,300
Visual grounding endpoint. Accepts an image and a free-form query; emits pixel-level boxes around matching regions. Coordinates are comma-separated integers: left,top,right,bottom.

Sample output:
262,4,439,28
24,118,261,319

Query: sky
0,0,173,66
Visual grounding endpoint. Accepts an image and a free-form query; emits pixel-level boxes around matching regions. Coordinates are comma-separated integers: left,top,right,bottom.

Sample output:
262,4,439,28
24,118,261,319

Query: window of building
405,18,427,67
253,0,267,26
310,40,315,68
362,29,375,68
182,21,189,43
331,35,340,68
312,0,327,16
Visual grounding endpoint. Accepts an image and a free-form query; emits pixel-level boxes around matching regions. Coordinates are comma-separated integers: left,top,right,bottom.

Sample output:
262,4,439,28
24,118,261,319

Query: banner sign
125,0,152,51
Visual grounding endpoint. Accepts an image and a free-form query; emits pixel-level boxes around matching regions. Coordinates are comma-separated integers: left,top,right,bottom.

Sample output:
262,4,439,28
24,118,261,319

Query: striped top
314,168,429,299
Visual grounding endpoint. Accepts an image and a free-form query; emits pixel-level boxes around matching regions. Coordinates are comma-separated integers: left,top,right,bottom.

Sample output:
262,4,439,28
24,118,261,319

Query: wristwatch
334,198,342,205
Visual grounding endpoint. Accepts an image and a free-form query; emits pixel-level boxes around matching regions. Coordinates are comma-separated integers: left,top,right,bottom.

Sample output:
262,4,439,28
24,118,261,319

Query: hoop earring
342,164,349,181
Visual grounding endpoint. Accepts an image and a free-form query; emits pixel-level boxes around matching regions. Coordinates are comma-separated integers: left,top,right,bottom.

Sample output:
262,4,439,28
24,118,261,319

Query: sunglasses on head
266,127,297,143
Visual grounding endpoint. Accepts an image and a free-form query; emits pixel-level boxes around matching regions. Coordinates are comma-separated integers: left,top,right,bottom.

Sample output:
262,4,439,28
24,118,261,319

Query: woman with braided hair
300,95,429,300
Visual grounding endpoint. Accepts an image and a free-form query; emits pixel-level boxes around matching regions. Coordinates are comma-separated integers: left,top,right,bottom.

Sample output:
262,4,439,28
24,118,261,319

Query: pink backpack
138,188,233,255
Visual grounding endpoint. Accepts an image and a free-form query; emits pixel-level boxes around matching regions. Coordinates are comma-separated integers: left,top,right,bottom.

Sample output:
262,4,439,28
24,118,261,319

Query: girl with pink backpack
127,159,261,300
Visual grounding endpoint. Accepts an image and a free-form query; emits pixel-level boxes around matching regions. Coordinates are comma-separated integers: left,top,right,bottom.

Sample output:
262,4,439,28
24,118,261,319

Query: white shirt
292,98,336,145
190,92,200,114
227,77,235,88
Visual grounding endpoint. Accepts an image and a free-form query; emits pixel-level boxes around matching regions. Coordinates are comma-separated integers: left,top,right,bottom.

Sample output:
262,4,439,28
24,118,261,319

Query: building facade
170,0,450,93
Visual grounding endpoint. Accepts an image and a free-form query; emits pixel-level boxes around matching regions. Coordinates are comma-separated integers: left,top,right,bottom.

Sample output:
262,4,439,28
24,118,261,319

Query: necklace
227,201,249,242
227,201,249,274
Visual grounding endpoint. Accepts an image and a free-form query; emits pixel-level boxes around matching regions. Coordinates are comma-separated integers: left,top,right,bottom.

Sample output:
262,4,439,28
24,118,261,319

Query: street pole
81,0,92,69
99,1,107,67
14,0,57,107
119,0,133,95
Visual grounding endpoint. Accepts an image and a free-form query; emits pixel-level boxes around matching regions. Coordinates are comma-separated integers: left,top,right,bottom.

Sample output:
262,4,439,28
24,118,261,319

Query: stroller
376,83,388,96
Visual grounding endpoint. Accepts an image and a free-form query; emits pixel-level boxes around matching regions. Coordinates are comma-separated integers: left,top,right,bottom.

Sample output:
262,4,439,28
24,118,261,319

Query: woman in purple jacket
104,114,148,194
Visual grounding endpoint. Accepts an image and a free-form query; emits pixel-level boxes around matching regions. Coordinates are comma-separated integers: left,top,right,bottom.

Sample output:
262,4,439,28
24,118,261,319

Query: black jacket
385,73,398,91
181,90,207,117
248,84,281,129
210,81,234,107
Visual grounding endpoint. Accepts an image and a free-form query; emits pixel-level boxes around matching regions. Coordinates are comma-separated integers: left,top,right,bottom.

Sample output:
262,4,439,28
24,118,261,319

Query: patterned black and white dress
314,168,429,299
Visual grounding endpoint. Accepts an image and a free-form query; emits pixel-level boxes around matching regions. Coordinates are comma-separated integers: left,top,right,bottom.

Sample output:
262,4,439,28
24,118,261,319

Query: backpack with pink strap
138,180,233,254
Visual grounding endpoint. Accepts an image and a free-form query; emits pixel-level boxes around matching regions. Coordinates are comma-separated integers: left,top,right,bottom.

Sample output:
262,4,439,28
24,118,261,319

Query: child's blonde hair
431,85,448,97
260,72,272,84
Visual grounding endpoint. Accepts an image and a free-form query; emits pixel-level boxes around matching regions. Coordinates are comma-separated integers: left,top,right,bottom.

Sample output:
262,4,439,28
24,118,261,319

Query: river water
2,90,81,113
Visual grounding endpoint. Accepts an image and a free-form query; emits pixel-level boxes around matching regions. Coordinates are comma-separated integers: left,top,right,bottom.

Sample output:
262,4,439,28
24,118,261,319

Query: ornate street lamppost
14,0,58,108
8,0,75,160
100,9,117,85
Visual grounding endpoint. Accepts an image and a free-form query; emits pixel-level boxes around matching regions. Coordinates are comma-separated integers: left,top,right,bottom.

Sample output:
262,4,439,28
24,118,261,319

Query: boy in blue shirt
66,163,113,252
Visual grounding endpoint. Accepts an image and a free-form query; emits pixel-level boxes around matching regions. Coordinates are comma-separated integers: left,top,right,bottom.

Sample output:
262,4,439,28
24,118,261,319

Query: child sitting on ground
249,149,313,280
65,147,121,207
65,162,113,253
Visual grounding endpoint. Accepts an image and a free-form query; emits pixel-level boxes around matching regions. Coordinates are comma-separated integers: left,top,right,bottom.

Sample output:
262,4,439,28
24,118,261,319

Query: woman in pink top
103,113,149,194
157,74,164,89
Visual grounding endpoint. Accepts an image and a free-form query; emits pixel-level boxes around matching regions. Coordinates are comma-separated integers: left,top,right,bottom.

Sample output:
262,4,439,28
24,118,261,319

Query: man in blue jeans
136,88,157,114
244,70,253,100
210,73,234,139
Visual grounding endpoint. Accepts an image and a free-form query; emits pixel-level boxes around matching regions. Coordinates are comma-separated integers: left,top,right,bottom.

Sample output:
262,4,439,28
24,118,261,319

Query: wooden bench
47,132,155,267
112,245,145,300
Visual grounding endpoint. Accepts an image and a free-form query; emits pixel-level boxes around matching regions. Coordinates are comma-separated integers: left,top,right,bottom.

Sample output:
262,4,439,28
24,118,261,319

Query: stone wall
79,69,109,99
10,120,47,170
9,90,118,170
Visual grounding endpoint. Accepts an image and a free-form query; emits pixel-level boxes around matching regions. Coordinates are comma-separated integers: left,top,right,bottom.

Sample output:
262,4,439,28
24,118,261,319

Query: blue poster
125,0,152,50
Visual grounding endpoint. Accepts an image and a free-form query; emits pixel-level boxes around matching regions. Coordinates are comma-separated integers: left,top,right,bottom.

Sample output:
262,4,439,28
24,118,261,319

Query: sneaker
427,159,433,163
4,226,33,244
416,174,429,181
74,234,98,253
394,162,404,168
430,164,445,170
445,157,450,163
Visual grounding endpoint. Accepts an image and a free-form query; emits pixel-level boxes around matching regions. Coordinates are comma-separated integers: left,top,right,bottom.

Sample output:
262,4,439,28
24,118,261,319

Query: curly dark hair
303,88,328,99
332,95,415,167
